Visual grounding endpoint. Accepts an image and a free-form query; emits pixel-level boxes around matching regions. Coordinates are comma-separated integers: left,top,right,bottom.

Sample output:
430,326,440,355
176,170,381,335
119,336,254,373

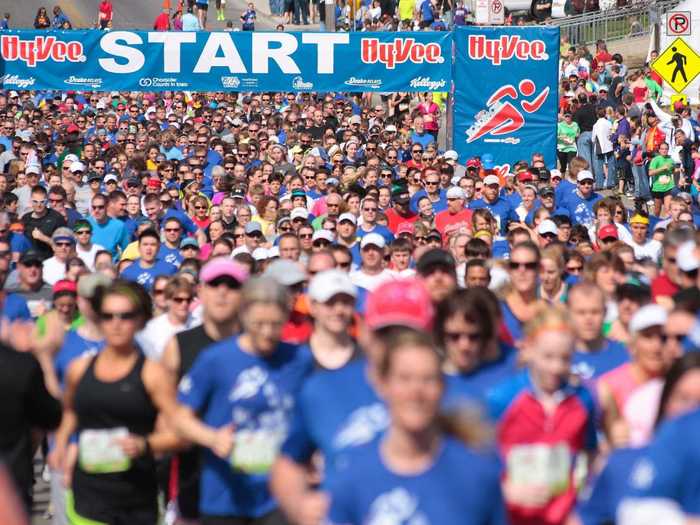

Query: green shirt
649,154,675,193
644,77,663,101
557,121,580,153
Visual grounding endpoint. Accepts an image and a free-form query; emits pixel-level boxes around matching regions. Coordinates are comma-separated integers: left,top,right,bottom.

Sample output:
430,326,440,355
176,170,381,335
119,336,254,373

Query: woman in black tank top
50,280,181,525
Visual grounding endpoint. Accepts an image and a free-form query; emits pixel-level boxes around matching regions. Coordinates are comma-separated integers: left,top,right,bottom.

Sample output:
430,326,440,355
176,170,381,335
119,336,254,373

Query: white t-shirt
136,313,196,361
349,268,395,292
42,256,66,285
626,238,662,262
77,243,105,270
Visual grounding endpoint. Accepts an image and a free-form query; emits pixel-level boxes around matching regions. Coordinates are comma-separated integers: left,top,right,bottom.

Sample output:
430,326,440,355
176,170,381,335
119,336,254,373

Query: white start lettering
97,31,350,75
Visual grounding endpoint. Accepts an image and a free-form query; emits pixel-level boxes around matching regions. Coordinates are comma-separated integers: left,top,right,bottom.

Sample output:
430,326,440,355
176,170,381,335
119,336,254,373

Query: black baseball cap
416,248,456,276
20,250,43,264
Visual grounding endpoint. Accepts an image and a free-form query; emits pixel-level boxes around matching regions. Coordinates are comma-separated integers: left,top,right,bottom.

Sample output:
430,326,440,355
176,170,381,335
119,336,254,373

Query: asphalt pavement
4,0,289,31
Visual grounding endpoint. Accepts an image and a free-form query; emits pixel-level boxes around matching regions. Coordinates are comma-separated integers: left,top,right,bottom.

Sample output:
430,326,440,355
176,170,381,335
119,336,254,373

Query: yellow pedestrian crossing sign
652,37,700,93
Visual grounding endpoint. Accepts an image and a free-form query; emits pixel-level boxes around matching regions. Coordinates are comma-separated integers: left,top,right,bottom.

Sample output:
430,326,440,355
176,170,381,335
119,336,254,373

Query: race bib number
506,443,572,497
79,428,131,474
230,428,284,475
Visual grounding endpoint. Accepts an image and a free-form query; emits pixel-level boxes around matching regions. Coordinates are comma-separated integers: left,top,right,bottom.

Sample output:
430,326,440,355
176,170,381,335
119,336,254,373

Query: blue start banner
0,30,452,92
452,26,560,170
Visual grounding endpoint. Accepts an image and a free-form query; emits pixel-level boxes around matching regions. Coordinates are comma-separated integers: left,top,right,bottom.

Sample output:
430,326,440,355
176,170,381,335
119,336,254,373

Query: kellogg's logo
1,74,35,89
467,35,548,66
361,38,444,70
409,77,446,90
1,35,85,68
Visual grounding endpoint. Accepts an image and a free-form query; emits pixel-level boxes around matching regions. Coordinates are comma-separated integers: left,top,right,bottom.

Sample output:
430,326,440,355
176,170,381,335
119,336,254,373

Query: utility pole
324,0,335,31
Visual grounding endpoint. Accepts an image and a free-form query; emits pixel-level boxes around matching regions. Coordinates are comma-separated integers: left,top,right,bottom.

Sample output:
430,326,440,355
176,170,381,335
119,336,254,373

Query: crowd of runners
0,10,700,525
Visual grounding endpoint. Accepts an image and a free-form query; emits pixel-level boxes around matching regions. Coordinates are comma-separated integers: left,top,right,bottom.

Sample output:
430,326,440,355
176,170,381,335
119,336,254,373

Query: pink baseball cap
365,278,434,332
200,258,249,285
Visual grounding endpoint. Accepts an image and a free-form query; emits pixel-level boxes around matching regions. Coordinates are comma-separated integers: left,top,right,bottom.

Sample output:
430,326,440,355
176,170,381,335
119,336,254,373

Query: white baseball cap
338,212,357,225
537,219,558,236
69,161,86,173
252,247,269,261
360,233,386,249
312,229,335,243
290,207,309,221
677,241,699,273
483,174,500,186
25,164,41,176
308,269,357,303
446,186,465,199
577,170,594,182
444,150,458,161
629,304,668,335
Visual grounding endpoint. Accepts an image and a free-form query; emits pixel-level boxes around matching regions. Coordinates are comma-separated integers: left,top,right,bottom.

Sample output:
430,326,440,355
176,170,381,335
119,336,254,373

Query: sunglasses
171,296,193,304
445,331,482,343
509,261,538,271
100,310,139,321
75,230,91,235
207,275,242,290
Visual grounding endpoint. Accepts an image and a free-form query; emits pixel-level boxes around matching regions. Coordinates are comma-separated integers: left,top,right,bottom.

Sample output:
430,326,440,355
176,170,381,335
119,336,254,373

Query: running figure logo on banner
466,79,549,144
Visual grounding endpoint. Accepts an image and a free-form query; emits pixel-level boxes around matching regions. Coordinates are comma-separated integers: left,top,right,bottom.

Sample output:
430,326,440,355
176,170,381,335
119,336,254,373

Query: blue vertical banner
452,26,560,170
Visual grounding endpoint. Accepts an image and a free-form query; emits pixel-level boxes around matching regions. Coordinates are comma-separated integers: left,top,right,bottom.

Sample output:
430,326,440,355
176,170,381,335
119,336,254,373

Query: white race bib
79,427,131,474
230,428,284,475
506,443,572,497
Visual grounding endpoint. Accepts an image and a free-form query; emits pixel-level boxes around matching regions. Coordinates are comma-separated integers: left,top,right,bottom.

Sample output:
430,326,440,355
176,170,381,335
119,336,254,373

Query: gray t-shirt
4,275,53,319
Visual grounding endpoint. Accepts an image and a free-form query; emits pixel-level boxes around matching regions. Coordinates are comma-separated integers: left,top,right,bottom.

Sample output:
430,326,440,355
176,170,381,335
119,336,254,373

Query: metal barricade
546,0,681,46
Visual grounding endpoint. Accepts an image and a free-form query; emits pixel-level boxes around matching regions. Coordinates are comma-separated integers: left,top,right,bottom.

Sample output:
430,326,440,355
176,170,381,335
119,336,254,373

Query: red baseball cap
147,178,161,189
466,159,481,169
66,123,79,134
365,278,434,332
517,171,535,183
396,223,415,236
598,224,618,241
53,279,77,296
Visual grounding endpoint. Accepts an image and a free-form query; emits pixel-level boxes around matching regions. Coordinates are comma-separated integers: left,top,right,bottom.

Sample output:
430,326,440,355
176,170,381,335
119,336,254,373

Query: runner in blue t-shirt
173,277,313,520
120,229,177,292
326,330,506,525
619,408,700,522
561,170,603,228
271,279,435,525
470,175,519,236
568,283,629,381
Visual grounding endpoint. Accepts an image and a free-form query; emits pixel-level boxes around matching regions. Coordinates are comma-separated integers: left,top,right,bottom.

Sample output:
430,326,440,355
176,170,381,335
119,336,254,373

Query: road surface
3,0,296,31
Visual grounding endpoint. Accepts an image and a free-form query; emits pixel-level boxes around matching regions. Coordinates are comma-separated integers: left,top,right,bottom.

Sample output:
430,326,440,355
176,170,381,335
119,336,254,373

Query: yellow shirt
399,0,415,21
120,240,140,261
